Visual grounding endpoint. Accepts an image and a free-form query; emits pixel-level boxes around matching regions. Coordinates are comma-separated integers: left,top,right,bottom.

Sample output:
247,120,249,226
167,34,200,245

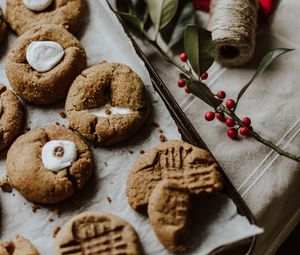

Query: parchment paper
0,0,262,254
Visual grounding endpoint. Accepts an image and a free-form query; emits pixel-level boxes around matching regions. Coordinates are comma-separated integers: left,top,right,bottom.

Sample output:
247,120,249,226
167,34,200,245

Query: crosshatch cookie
126,140,222,211
0,235,40,255
0,84,24,152
6,0,85,35
148,180,191,253
53,212,142,255
6,24,87,105
6,125,94,204
65,61,150,146
0,8,7,43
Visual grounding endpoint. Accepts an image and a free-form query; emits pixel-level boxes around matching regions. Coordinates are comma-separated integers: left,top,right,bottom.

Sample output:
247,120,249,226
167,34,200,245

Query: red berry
226,118,235,127
184,86,190,94
242,117,251,126
180,52,187,62
205,111,215,121
200,72,208,80
240,127,250,136
227,128,238,139
226,99,236,109
216,112,226,122
177,79,186,87
217,90,226,99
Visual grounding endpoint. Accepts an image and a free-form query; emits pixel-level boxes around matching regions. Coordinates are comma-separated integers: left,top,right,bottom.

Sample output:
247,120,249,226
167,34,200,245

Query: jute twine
208,0,259,67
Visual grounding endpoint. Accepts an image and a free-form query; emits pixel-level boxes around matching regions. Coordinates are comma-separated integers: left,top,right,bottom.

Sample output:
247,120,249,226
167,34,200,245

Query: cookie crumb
25,126,31,132
0,177,13,193
53,226,61,238
49,218,54,223
159,135,168,142
106,196,112,203
51,208,61,217
55,121,60,126
59,111,66,118
158,128,164,134
140,150,145,154
103,162,108,167
151,122,160,127
128,149,134,154
104,105,112,115
32,204,40,213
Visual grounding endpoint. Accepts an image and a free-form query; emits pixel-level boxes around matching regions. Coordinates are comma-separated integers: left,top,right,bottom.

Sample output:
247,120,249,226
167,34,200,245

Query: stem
220,105,300,163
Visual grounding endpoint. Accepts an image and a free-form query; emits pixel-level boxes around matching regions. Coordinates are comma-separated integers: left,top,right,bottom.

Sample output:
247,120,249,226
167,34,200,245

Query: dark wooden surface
276,223,300,255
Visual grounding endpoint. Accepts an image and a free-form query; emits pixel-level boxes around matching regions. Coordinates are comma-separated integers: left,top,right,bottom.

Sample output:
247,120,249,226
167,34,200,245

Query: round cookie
0,84,24,152
54,212,142,255
126,140,222,211
7,125,94,204
6,24,87,105
6,0,85,35
0,8,7,43
65,61,150,146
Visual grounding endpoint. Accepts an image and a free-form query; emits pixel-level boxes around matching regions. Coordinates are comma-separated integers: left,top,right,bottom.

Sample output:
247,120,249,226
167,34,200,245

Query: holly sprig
116,0,300,163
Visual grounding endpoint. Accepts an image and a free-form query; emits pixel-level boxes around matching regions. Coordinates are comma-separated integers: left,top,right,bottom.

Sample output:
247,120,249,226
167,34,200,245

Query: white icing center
23,0,53,11
42,140,77,172
26,41,64,72
87,104,133,117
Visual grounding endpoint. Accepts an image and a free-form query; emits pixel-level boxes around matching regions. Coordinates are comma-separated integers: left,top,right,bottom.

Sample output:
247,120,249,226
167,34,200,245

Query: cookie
7,125,94,204
6,24,87,105
0,235,40,255
54,212,142,255
0,8,7,43
148,180,191,253
0,84,24,152
126,140,222,211
6,0,85,35
65,61,150,146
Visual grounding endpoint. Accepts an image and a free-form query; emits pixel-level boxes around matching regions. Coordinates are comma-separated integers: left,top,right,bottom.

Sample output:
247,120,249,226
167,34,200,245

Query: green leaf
187,80,223,109
146,0,179,34
235,48,294,108
184,25,214,76
118,12,144,32
164,2,195,49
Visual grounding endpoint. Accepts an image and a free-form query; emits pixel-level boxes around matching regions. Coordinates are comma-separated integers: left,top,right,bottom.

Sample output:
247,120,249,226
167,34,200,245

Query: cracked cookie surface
65,61,150,146
126,140,222,211
6,125,94,204
54,212,142,255
0,84,24,152
0,235,40,255
6,0,85,35
6,24,87,105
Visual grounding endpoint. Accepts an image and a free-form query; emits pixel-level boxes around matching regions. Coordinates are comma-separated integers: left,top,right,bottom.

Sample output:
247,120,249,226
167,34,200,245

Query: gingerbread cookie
0,235,40,255
54,212,142,255
0,84,24,152
0,8,7,43
7,125,94,204
6,0,85,35
6,24,87,105
65,61,150,146
126,140,222,211
148,180,191,253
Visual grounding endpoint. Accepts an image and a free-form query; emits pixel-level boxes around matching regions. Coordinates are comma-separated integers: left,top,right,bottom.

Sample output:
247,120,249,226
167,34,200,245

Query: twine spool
208,0,259,67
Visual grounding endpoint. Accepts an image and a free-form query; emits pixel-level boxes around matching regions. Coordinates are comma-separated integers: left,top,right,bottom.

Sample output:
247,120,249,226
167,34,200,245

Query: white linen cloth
136,0,300,254
0,0,262,254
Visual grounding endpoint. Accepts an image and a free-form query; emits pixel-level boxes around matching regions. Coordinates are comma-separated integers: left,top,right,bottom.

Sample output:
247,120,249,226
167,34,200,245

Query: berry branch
116,1,300,163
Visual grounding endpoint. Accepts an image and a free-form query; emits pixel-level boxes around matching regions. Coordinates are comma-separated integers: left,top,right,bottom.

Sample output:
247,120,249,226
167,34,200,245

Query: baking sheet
0,0,263,254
